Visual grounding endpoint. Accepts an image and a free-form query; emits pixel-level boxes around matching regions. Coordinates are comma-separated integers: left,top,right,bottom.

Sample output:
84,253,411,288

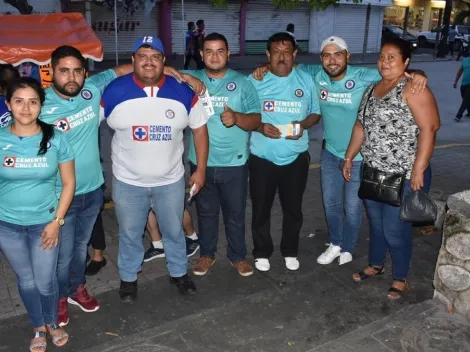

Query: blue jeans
57,187,103,298
321,149,363,253
112,177,187,281
189,163,248,262
365,166,432,280
0,220,59,328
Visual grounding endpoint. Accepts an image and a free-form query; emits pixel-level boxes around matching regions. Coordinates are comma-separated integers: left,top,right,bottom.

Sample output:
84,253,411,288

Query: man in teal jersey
39,45,134,327
453,48,470,121
183,33,261,277
254,36,427,266
248,32,321,272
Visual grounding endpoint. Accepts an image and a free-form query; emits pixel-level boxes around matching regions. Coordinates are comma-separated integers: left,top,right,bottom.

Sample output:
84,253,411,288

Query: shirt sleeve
189,96,209,129
57,131,75,163
356,67,382,84
297,64,322,76
241,78,261,114
87,69,118,94
308,77,321,115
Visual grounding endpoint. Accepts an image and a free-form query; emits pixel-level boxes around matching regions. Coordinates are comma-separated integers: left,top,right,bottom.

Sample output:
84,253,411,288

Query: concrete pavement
1,59,470,351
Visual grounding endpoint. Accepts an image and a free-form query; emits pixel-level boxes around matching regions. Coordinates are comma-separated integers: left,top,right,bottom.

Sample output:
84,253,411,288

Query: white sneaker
317,243,342,265
339,252,353,265
285,257,300,271
255,258,270,272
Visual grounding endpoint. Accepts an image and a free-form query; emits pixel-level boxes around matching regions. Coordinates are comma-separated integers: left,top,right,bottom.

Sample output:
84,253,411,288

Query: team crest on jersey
81,89,93,100
320,89,329,101
263,100,275,112
226,82,237,91
345,80,355,90
295,89,304,98
3,156,15,168
0,111,11,127
165,109,175,119
132,126,149,142
55,118,70,132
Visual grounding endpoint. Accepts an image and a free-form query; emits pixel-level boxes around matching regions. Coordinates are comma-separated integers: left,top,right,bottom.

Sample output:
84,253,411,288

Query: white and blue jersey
0,97,11,128
100,74,208,187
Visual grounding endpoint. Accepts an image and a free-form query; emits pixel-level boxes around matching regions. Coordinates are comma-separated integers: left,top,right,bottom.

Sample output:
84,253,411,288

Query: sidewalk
0,145,469,351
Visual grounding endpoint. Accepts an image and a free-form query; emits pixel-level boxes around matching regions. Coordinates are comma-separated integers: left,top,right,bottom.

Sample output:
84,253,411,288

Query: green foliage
455,10,470,25
210,0,363,11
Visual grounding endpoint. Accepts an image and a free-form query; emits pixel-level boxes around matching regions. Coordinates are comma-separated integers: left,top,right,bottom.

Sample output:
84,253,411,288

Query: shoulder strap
361,85,375,125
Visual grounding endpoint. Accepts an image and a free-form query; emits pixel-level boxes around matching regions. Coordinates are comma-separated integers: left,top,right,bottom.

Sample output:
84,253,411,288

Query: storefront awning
338,0,393,6
0,12,103,66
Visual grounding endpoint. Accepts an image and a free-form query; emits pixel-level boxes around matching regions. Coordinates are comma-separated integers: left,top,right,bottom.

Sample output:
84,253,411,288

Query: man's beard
53,80,84,98
324,64,347,78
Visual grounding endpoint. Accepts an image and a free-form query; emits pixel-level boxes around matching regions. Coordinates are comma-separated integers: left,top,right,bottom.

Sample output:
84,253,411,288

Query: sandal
30,331,47,352
387,279,408,300
47,323,69,347
352,265,385,282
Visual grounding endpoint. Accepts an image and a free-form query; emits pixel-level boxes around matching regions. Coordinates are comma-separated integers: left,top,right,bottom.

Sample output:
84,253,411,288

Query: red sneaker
67,285,100,312
57,298,69,327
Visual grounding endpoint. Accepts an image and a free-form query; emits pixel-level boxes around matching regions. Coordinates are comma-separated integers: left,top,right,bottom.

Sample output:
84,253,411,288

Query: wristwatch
53,217,65,226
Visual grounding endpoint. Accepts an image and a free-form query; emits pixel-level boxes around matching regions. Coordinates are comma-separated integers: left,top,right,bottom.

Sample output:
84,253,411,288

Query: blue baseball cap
133,36,165,54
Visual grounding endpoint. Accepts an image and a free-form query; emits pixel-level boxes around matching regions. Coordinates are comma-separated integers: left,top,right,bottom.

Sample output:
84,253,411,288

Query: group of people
184,19,206,69
0,28,440,352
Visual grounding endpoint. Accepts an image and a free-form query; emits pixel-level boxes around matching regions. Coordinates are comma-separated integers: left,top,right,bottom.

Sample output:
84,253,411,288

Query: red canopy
0,12,103,65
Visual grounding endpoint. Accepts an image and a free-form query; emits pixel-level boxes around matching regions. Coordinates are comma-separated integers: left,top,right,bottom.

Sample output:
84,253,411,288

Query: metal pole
114,0,119,66
403,6,410,35
85,1,94,71
362,4,371,62
182,0,185,64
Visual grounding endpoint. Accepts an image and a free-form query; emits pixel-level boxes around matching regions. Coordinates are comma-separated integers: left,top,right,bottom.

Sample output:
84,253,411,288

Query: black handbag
357,87,406,207
400,190,437,223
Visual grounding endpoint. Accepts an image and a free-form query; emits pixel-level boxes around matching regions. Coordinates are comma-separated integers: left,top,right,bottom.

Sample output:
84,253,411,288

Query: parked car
382,25,418,51
417,24,470,48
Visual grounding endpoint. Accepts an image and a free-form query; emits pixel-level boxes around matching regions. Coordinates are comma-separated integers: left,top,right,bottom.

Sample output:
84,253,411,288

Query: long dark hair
6,77,54,156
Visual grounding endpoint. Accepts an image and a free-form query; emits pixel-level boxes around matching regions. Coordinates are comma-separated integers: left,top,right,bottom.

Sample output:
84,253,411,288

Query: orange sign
39,64,53,89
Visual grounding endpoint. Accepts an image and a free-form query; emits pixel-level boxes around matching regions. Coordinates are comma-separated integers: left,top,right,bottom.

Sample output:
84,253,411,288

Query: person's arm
404,85,440,190
188,97,209,196
342,121,365,181
454,66,464,88
357,67,427,93
252,63,321,81
112,64,133,77
221,79,261,130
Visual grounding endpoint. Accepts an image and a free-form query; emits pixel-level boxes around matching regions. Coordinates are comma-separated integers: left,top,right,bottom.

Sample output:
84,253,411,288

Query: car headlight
412,43,417,47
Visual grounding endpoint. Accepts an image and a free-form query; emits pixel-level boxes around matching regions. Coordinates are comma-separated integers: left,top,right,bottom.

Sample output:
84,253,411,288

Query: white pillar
422,0,433,31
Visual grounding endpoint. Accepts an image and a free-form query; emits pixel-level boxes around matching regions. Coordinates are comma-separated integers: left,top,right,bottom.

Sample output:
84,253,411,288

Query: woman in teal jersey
0,78,75,351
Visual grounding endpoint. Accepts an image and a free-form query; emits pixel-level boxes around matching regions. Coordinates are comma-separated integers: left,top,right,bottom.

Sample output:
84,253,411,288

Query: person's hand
285,121,304,140
189,169,205,196
183,74,206,95
221,104,237,127
163,66,185,83
260,123,281,139
40,221,60,251
410,168,424,191
454,82,458,89
342,159,353,181
253,65,270,81
405,71,427,94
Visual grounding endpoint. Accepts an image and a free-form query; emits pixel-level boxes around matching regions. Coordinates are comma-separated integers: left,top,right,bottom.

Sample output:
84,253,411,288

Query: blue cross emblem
58,121,67,130
134,127,147,140
264,101,274,110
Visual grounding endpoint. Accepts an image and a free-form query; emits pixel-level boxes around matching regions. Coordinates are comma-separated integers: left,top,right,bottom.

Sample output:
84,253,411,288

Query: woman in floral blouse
342,38,440,300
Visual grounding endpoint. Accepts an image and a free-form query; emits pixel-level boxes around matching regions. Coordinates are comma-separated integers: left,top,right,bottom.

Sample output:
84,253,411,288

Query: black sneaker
169,274,196,295
119,280,137,304
186,237,200,257
465,113,470,118
85,258,107,276
455,116,462,122
143,246,165,262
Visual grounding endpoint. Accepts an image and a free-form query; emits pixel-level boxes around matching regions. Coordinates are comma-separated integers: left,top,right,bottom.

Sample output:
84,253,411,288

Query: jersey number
143,36,153,43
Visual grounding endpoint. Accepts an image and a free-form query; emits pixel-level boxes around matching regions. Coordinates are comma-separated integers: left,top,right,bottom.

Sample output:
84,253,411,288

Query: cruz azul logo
320,89,328,101
3,156,48,168
55,106,96,132
263,100,302,114
132,125,173,142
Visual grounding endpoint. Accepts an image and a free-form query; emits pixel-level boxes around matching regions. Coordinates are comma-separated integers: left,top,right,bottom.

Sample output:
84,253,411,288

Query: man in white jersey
100,36,209,302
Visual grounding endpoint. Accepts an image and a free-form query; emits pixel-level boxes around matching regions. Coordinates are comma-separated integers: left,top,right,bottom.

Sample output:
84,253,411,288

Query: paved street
1,59,470,351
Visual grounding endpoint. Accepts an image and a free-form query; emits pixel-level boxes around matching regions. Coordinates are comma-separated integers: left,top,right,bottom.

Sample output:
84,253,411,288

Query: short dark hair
187,21,194,30
0,64,20,92
267,32,297,51
203,32,229,50
196,19,204,26
286,23,295,32
51,45,87,70
6,77,54,156
381,38,411,64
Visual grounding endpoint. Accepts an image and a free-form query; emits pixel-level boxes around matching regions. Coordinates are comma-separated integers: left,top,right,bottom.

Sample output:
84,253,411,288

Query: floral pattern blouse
358,79,419,179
